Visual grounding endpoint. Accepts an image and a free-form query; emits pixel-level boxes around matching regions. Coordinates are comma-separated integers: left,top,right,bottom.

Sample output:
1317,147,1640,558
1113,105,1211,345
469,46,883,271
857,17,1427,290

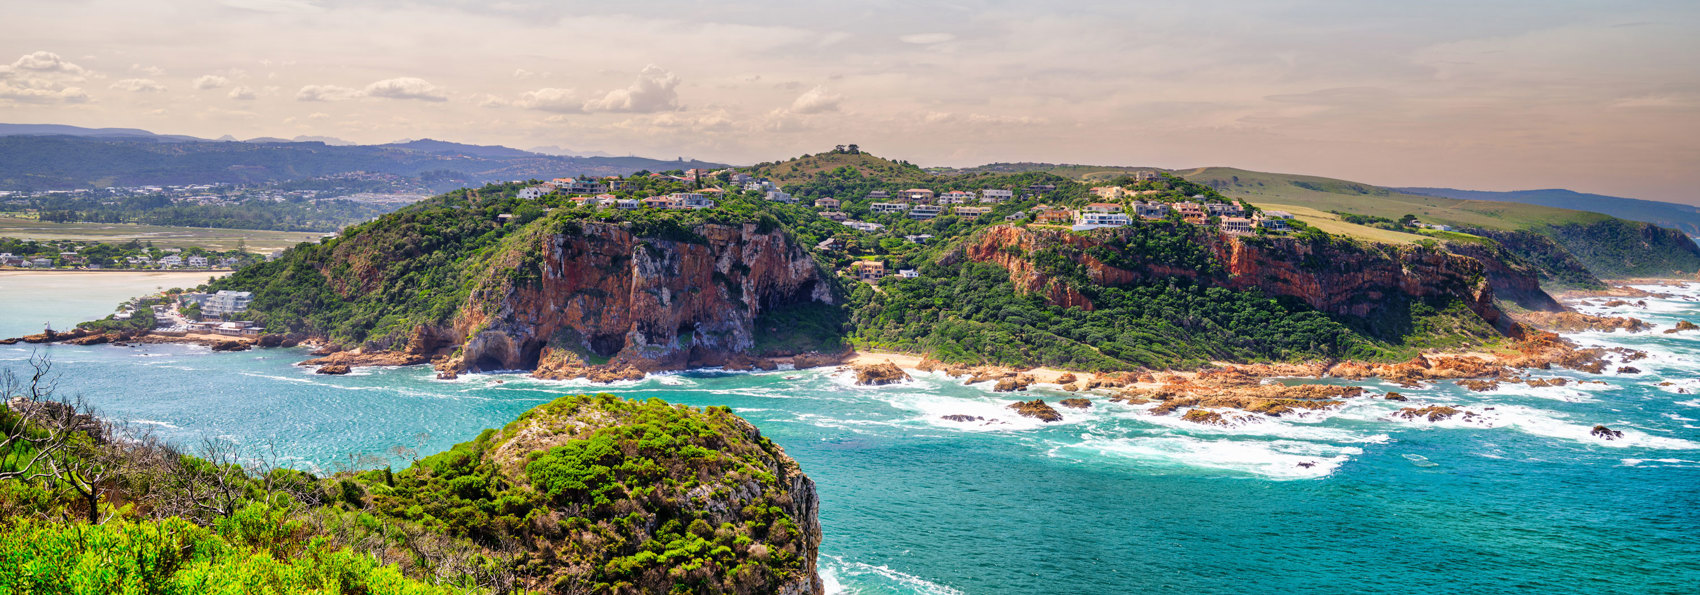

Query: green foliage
0,514,454,594
752,301,850,356
1542,219,1700,279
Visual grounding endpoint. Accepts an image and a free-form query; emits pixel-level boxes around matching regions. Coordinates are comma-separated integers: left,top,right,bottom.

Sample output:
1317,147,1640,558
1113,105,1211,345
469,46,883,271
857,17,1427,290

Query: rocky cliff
442,221,834,377
963,224,1517,331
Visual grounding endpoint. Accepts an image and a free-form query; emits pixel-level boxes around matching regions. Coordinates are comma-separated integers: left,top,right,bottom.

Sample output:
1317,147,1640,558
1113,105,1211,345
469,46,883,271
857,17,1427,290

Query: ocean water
3,276,1699,594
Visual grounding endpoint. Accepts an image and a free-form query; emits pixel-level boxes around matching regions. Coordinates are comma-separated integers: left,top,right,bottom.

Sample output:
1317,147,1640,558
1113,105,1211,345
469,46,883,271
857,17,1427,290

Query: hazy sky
4,0,1698,203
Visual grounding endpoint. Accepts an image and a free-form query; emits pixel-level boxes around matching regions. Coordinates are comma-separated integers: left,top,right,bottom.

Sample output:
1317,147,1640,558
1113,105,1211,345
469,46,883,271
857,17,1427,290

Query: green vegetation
1,356,814,593
0,236,260,269
30,193,402,232
0,217,325,253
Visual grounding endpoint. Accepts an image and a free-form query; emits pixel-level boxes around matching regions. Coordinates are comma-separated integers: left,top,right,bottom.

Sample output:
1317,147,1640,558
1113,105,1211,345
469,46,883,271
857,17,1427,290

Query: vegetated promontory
0,372,822,593
190,149,1700,378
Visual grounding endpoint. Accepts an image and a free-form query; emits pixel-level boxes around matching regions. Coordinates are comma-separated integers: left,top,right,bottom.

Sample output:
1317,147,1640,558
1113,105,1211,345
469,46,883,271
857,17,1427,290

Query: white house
766,190,796,204
980,189,1013,203
870,202,908,214
1133,201,1170,220
907,205,943,220
187,255,209,268
203,290,253,317
158,255,184,268
518,186,549,200
938,191,976,204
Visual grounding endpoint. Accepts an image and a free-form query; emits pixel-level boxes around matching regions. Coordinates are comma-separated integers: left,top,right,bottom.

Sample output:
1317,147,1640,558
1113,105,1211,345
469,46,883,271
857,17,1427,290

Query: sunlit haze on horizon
3,0,1698,203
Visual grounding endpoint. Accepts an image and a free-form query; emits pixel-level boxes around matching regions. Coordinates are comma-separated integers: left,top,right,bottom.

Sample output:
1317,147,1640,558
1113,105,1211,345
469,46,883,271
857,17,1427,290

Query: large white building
980,189,1013,203
203,290,253,317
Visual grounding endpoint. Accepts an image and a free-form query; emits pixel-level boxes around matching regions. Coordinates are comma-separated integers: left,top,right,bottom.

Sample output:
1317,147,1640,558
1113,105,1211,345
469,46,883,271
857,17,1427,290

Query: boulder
1008,399,1062,422
1384,392,1408,401
1394,405,1476,422
1061,383,1079,392
940,415,984,423
316,364,351,375
1058,398,1091,409
1455,379,1499,392
1181,409,1231,426
210,340,250,352
1055,373,1078,384
257,334,286,348
1616,366,1641,374
1665,320,1699,334
852,362,909,386
993,376,1033,392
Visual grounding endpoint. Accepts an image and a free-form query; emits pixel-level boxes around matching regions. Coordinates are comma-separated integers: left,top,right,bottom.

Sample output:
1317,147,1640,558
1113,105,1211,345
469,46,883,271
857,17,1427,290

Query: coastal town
0,238,261,270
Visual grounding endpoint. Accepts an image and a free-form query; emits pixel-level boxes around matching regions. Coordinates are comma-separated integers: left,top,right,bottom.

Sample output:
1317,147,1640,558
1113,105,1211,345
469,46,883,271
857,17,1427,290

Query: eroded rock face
445,222,833,378
1009,399,1062,422
1521,311,1650,333
963,224,1511,326
852,362,910,385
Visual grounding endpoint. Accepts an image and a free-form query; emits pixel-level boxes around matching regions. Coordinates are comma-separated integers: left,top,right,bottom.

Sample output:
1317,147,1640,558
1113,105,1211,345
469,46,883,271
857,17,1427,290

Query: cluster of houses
0,249,237,269
848,260,920,283
515,174,744,211
180,290,255,318
1025,200,1292,235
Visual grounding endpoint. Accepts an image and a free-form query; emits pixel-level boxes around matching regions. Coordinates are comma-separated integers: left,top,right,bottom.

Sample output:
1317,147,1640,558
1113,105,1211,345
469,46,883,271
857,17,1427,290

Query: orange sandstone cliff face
965,225,1520,329
444,222,833,375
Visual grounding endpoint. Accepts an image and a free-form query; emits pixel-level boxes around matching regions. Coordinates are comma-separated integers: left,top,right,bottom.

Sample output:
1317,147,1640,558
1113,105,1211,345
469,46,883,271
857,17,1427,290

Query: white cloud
1611,94,1691,109
363,77,447,101
130,64,166,76
194,75,230,90
582,65,681,113
295,84,360,101
2,51,90,78
515,88,582,113
307,112,330,120
228,86,257,100
110,78,167,93
513,68,535,79
220,0,324,13
474,93,508,108
789,86,842,114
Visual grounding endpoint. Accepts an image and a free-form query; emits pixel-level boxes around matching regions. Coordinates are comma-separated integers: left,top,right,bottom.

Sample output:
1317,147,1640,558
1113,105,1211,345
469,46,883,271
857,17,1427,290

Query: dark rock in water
1394,405,1476,422
1008,399,1062,422
993,374,1036,392
1590,424,1623,440
1455,379,1499,392
210,340,250,352
1384,392,1408,401
1616,366,1641,374
437,369,459,380
941,414,984,423
1297,461,1316,468
316,363,351,375
1665,320,1699,334
1058,398,1091,409
308,343,343,356
257,334,285,348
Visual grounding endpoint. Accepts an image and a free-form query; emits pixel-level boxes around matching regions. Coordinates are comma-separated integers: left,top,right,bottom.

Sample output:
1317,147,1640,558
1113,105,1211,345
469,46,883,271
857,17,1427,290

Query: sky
3,0,1698,204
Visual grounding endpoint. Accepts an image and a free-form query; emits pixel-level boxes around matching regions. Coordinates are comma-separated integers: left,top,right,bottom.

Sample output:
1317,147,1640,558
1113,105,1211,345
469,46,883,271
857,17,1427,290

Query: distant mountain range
1398,187,1700,237
0,123,726,190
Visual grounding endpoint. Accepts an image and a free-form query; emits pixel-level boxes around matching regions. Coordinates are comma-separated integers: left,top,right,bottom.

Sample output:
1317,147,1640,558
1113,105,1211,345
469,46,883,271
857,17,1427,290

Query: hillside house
1027,183,1057,193
898,269,919,278
187,255,209,268
1034,208,1075,224
1076,206,1131,229
904,234,934,244
907,205,943,220
850,260,886,282
939,190,976,204
980,189,1013,203
1220,217,1254,235
1133,201,1169,220
158,255,184,268
816,238,843,252
844,221,884,232
815,197,841,209
517,186,549,200
1254,213,1289,232
670,192,715,209
900,188,935,202
954,206,992,217
1174,202,1207,224
1091,186,1129,200
766,190,796,203
604,177,627,190
870,202,908,214
1206,202,1245,217
204,290,253,317
1083,203,1124,213
866,190,891,201
616,198,640,210
641,196,677,209
1134,170,1161,182
821,211,849,221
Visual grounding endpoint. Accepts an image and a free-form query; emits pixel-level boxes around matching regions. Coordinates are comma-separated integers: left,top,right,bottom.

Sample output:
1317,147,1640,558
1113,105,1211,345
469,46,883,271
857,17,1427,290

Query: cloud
474,93,508,108
228,86,257,100
516,88,582,113
1611,94,1691,109
789,86,841,114
581,65,681,113
3,51,90,78
220,0,324,13
900,32,956,45
194,75,230,90
363,77,447,101
110,78,167,93
130,64,165,76
513,68,535,79
295,84,360,101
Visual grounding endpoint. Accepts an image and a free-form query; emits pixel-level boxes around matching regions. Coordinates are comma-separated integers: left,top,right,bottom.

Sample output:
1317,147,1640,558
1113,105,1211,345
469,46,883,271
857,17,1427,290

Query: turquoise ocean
2,273,1698,594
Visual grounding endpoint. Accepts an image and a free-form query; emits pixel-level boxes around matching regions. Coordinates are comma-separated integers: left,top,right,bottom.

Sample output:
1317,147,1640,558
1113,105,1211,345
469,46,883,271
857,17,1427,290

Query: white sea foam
128,419,180,429
1061,434,1357,480
820,556,964,595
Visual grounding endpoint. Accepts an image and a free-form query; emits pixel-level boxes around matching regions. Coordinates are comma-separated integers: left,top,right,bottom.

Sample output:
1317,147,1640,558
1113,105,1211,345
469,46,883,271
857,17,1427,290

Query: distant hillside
746,150,931,186
1181,166,1700,281
1399,187,1700,237
0,123,201,142
946,162,1167,183
0,134,727,190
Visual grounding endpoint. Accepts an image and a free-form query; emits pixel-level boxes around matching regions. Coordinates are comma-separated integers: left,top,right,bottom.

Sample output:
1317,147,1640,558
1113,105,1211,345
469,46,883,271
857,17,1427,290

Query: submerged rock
941,414,985,423
1455,379,1499,392
1591,424,1624,440
1394,405,1477,422
1008,399,1062,422
315,364,351,375
1666,320,1699,334
1616,366,1641,374
1181,408,1231,426
1384,392,1408,401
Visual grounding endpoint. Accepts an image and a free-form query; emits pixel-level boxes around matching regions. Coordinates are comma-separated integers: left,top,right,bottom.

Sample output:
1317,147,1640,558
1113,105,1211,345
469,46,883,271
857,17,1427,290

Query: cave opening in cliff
762,280,818,310
518,339,545,370
589,333,625,358
472,355,504,372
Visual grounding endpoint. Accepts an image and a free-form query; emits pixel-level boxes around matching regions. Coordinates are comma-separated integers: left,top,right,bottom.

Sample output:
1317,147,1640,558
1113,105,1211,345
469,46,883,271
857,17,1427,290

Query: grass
0,217,325,252
1249,203,1428,245
1179,167,1609,231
